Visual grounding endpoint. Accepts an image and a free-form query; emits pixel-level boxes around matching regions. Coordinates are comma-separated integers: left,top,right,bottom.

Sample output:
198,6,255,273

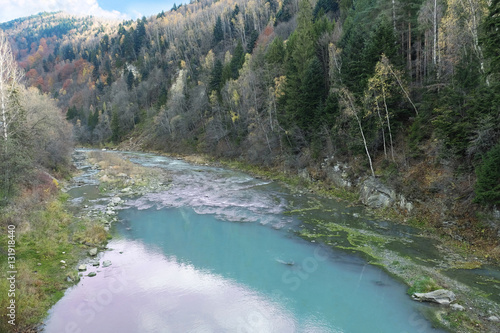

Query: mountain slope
2,0,499,246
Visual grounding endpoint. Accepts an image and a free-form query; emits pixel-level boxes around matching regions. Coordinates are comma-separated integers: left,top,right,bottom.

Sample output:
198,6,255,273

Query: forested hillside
2,0,499,243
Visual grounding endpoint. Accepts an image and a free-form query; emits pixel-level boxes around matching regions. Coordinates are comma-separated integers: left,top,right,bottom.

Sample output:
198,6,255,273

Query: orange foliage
35,77,46,91
62,78,73,90
255,25,275,49
58,63,74,81
88,80,96,91
263,25,274,36
76,59,94,85
69,91,84,107
74,58,87,72
27,52,42,67
25,68,38,79
39,38,48,56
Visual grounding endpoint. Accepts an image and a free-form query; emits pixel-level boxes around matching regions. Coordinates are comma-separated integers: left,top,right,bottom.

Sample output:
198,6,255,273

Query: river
43,150,446,332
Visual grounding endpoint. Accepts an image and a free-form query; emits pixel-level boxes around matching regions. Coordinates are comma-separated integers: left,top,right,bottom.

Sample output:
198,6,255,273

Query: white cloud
0,0,128,23
126,2,169,20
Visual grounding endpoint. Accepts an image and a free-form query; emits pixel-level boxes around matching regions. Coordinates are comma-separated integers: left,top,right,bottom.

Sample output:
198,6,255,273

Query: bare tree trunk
0,31,23,201
387,64,419,115
0,32,10,142
408,18,412,72
340,88,375,177
433,0,438,66
375,99,387,159
461,0,487,82
392,0,397,31
382,86,395,162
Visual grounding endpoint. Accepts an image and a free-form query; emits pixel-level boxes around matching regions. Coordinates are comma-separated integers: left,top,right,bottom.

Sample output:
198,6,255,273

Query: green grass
443,310,484,332
0,193,94,332
297,218,388,261
407,276,441,295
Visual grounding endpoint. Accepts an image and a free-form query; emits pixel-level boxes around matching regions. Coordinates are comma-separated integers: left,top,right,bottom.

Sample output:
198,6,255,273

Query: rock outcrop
358,177,414,212
411,289,456,305
324,162,352,188
359,177,396,208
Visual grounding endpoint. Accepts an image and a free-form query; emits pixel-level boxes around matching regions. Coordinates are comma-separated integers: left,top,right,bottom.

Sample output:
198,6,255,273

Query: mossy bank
0,184,92,332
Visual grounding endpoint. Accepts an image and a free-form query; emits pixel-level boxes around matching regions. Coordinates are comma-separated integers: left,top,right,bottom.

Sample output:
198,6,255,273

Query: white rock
110,196,122,205
412,289,456,305
450,304,465,311
78,264,87,271
88,247,98,256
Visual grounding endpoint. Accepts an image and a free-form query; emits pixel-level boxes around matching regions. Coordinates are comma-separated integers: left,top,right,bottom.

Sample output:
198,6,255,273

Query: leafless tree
0,31,24,143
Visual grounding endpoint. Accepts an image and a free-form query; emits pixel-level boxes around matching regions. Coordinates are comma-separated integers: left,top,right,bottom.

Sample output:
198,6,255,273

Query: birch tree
438,0,488,79
0,31,26,202
0,31,23,143
339,87,375,177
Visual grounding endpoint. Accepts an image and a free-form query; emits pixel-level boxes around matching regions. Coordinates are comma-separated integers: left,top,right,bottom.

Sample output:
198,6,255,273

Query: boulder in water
110,196,122,205
412,289,456,305
88,247,98,256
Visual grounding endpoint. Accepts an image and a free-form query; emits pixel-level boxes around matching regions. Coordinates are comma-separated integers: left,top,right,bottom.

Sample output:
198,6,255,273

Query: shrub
407,276,441,295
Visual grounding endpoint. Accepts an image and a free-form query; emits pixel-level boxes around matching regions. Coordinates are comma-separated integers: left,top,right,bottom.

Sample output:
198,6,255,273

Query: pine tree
276,0,293,24
247,30,259,53
482,0,500,75
134,17,147,54
282,0,324,134
87,109,99,131
475,142,500,205
209,59,223,93
230,41,245,79
300,57,326,131
363,16,399,73
339,20,367,95
313,0,340,19
213,16,224,45
265,37,285,64
111,108,120,143
122,29,136,61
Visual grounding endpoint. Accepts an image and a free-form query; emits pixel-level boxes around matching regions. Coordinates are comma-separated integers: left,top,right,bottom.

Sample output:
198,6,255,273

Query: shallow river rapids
43,150,450,332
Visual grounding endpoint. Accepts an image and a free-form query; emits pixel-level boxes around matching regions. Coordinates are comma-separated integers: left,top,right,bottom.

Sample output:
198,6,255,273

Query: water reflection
44,150,446,333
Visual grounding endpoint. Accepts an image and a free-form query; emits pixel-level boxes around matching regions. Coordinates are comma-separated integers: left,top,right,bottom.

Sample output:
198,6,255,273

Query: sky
0,0,180,23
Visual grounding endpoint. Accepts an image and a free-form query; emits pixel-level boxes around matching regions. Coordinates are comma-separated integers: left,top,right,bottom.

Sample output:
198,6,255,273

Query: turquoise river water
42,150,445,333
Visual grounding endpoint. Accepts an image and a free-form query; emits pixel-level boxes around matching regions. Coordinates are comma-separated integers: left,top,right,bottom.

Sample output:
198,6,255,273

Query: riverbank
0,173,87,332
